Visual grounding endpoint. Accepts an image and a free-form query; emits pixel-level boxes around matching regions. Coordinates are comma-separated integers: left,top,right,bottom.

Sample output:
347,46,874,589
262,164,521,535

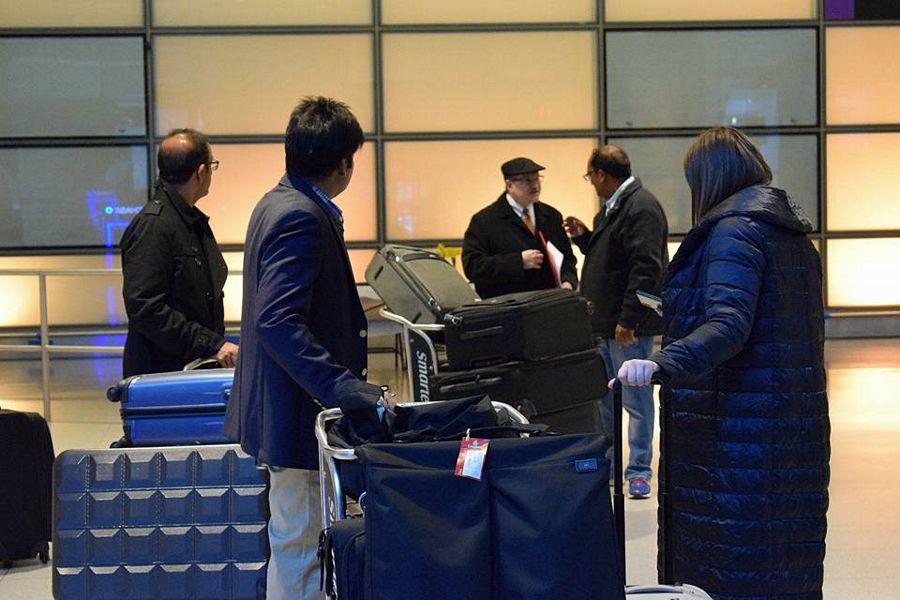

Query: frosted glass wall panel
153,0,371,26
0,254,125,327
607,135,818,234
606,0,815,22
0,146,149,249
0,37,146,137
828,239,900,307
827,133,900,231
155,35,374,135
383,32,596,132
385,138,598,240
0,1,143,27
827,27,900,125
382,0,594,24
826,0,900,20
606,29,817,129
201,142,376,244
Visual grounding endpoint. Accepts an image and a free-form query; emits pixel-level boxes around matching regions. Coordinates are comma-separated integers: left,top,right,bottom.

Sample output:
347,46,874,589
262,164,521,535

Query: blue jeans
595,335,655,480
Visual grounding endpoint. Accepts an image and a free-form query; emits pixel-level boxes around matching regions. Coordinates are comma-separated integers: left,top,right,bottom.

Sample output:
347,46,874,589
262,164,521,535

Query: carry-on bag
443,288,594,370
429,348,607,434
318,517,365,600
357,432,622,600
0,408,54,567
107,367,234,446
365,244,479,325
53,444,269,599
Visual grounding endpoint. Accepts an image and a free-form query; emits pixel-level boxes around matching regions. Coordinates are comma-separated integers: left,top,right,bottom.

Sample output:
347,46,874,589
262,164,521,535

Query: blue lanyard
287,173,344,225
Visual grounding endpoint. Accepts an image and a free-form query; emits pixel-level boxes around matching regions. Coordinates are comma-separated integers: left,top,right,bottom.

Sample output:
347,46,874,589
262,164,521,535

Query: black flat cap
501,157,545,178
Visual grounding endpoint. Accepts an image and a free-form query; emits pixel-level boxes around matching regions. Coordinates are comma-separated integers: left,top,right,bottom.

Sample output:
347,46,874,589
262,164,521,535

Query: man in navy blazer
224,97,387,599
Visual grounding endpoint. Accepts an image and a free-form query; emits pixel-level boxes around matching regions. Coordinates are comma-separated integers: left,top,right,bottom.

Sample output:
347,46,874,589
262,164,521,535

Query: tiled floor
1,337,898,598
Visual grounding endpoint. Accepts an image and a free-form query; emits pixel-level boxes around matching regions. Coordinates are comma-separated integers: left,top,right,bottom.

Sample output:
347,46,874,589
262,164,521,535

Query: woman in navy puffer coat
617,127,830,599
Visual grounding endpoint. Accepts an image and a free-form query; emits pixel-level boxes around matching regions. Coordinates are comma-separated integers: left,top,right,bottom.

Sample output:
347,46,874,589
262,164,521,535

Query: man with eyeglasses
121,128,237,377
563,145,668,499
462,156,578,298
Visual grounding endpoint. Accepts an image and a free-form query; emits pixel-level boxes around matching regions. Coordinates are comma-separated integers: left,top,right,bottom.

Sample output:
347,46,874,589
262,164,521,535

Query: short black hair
285,96,364,179
588,145,631,181
157,128,211,185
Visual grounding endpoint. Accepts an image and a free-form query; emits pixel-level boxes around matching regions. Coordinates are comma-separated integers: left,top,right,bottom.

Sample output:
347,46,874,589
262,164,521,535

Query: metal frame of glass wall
2,0,900,311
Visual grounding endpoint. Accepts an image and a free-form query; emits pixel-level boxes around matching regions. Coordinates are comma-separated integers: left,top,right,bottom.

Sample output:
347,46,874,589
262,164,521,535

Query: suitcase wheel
39,551,49,564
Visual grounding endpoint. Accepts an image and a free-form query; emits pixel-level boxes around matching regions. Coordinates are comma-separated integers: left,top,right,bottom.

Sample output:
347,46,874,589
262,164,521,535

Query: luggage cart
314,401,529,528
380,308,445,403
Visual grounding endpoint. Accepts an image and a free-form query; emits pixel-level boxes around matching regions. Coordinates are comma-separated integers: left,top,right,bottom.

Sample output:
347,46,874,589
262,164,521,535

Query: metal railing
0,267,244,421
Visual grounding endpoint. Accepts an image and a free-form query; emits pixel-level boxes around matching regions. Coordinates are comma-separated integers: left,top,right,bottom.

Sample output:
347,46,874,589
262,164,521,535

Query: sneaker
628,477,651,499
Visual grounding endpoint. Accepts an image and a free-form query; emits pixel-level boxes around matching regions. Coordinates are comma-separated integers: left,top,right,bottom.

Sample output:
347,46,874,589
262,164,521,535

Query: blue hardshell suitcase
107,368,234,446
53,444,268,599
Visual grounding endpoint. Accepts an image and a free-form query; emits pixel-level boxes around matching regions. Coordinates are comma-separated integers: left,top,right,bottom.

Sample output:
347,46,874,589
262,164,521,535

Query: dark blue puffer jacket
650,186,830,600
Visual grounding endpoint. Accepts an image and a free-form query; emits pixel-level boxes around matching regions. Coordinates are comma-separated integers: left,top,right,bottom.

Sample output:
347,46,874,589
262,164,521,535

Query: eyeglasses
582,171,594,182
508,174,543,184
208,160,220,172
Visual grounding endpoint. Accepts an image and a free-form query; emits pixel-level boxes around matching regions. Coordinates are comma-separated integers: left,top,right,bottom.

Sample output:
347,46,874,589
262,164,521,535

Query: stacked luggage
434,288,606,434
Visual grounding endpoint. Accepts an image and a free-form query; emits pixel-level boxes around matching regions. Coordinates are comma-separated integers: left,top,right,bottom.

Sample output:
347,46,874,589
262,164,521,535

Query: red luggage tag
455,437,490,481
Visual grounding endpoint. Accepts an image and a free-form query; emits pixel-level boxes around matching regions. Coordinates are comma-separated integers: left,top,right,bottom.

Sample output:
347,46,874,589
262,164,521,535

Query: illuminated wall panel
155,35,374,135
606,0,816,21
828,239,900,307
153,0,371,26
382,0,594,23
827,134,900,231
385,138,598,240
0,1,142,27
200,142,376,245
827,27,900,125
383,32,596,132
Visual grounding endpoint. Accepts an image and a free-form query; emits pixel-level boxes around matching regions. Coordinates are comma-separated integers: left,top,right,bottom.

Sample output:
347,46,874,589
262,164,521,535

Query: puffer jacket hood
702,185,813,234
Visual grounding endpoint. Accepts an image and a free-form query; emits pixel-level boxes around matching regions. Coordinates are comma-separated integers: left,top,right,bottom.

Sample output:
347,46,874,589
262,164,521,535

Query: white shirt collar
605,175,636,213
506,193,534,220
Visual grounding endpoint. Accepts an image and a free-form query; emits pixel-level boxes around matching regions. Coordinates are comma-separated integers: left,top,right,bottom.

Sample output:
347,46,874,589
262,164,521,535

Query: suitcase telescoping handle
611,378,626,579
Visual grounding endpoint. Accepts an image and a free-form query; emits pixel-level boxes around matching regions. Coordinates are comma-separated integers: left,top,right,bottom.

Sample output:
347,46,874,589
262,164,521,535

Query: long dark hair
684,127,772,222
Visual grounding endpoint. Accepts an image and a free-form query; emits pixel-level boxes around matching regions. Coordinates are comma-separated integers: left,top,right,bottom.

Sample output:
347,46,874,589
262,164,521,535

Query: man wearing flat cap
462,157,578,298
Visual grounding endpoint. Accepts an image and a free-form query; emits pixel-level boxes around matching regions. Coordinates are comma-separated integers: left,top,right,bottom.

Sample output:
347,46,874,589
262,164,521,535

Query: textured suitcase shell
53,444,268,599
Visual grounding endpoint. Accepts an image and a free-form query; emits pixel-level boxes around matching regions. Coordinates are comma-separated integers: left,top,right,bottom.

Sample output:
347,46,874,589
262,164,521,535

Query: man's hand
614,325,636,347
563,216,587,238
610,359,659,388
214,341,239,368
379,386,398,411
521,249,544,270
560,281,573,290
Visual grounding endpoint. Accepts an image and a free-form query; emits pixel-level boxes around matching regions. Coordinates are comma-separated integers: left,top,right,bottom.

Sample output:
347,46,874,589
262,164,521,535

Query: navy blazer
224,174,378,469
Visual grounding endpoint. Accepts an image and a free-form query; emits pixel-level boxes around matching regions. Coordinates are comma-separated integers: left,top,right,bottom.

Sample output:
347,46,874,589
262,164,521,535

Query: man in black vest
565,145,668,499
462,157,578,298
121,129,238,377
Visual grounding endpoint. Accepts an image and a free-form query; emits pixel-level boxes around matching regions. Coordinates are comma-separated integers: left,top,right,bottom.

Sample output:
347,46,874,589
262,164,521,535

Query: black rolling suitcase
365,244,479,325
0,408,54,568
443,288,593,370
429,348,607,434
319,517,366,600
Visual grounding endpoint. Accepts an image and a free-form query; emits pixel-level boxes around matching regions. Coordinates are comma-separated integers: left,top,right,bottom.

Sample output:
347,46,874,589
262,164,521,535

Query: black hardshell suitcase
53,444,269,599
319,517,365,600
0,408,54,567
443,288,594,370
365,245,479,325
429,348,607,434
